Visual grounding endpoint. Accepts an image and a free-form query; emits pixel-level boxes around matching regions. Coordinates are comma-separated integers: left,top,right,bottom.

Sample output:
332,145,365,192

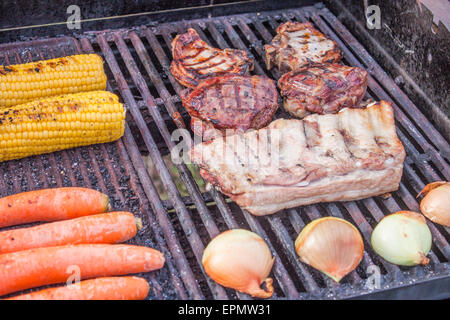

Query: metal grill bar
203,16,338,292
117,34,221,240
128,32,253,300
125,22,305,298
110,32,235,299
141,26,257,300
116,25,302,299
182,22,301,298
96,34,228,299
77,38,205,300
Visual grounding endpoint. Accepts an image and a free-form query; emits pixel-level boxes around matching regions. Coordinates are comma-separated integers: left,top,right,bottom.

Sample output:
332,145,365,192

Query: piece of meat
278,63,368,118
191,101,405,216
180,75,279,140
170,28,254,88
265,21,342,73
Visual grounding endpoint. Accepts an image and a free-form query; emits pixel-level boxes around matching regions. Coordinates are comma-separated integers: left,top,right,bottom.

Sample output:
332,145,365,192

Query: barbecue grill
0,0,449,300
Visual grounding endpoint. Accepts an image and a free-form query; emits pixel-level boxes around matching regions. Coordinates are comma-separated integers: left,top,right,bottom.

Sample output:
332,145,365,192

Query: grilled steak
170,28,254,88
278,63,368,118
265,22,342,73
191,101,405,216
181,75,278,140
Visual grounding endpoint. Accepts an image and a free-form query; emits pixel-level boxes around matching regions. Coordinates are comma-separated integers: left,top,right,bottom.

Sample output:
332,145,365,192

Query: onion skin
294,217,364,283
418,182,450,227
202,229,275,298
371,211,432,266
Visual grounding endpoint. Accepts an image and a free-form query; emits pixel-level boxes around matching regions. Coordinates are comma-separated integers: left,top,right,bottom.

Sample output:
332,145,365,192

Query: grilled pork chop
278,63,368,118
191,101,405,215
181,75,278,140
170,28,254,88
265,22,342,73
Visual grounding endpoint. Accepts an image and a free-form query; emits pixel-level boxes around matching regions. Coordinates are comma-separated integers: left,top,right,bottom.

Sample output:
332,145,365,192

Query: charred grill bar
0,3,448,299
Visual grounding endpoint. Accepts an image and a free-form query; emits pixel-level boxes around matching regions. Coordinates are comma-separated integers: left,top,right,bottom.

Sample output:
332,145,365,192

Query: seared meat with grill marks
265,22,342,73
191,101,405,216
279,63,368,118
170,28,254,88
180,75,278,140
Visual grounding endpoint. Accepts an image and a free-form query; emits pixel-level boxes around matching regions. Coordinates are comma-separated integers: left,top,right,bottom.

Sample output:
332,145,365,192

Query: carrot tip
105,196,112,212
135,217,143,230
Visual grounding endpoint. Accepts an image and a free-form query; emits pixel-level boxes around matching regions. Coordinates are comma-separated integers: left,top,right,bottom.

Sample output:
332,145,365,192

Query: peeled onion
202,229,275,298
371,211,432,266
417,181,450,227
294,217,364,283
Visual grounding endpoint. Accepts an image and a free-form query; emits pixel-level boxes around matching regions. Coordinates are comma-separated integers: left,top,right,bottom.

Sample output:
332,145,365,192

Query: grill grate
0,4,449,299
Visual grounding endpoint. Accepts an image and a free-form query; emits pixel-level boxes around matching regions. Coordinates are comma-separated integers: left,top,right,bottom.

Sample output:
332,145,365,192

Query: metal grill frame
0,3,449,300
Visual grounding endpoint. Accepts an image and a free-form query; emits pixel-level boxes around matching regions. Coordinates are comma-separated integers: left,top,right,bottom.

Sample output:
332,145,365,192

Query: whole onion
418,181,450,227
295,217,364,282
202,229,275,298
371,211,432,266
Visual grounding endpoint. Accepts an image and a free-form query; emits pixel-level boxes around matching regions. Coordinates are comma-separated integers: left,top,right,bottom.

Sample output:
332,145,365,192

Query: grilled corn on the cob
0,91,126,162
0,54,107,108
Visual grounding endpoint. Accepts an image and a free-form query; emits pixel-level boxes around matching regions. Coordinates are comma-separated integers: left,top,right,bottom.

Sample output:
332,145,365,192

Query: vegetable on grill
295,217,364,282
0,187,110,228
371,211,432,266
417,181,450,227
0,90,126,162
202,229,275,298
0,212,138,254
0,244,165,296
0,54,107,108
6,277,150,300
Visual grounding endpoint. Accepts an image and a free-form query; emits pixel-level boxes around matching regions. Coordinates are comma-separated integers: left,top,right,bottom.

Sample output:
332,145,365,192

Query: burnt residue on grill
0,4,449,300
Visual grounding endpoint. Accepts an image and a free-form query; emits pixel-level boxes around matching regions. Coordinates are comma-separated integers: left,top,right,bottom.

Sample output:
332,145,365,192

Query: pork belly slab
191,101,406,216
170,28,254,88
278,63,368,118
265,22,342,73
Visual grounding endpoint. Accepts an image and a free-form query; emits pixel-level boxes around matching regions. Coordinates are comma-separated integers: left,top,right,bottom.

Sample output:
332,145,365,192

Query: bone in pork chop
278,63,368,118
265,22,342,73
180,75,279,141
191,101,405,215
170,28,254,88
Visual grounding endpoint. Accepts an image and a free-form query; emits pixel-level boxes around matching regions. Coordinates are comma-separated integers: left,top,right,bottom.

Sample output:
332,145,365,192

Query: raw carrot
0,187,110,228
0,244,164,296
0,212,138,254
6,277,150,300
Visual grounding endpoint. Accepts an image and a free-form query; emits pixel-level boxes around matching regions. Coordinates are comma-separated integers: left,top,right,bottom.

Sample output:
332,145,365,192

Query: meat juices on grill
191,101,406,216
180,75,279,140
278,64,368,118
265,21,342,73
170,28,254,88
